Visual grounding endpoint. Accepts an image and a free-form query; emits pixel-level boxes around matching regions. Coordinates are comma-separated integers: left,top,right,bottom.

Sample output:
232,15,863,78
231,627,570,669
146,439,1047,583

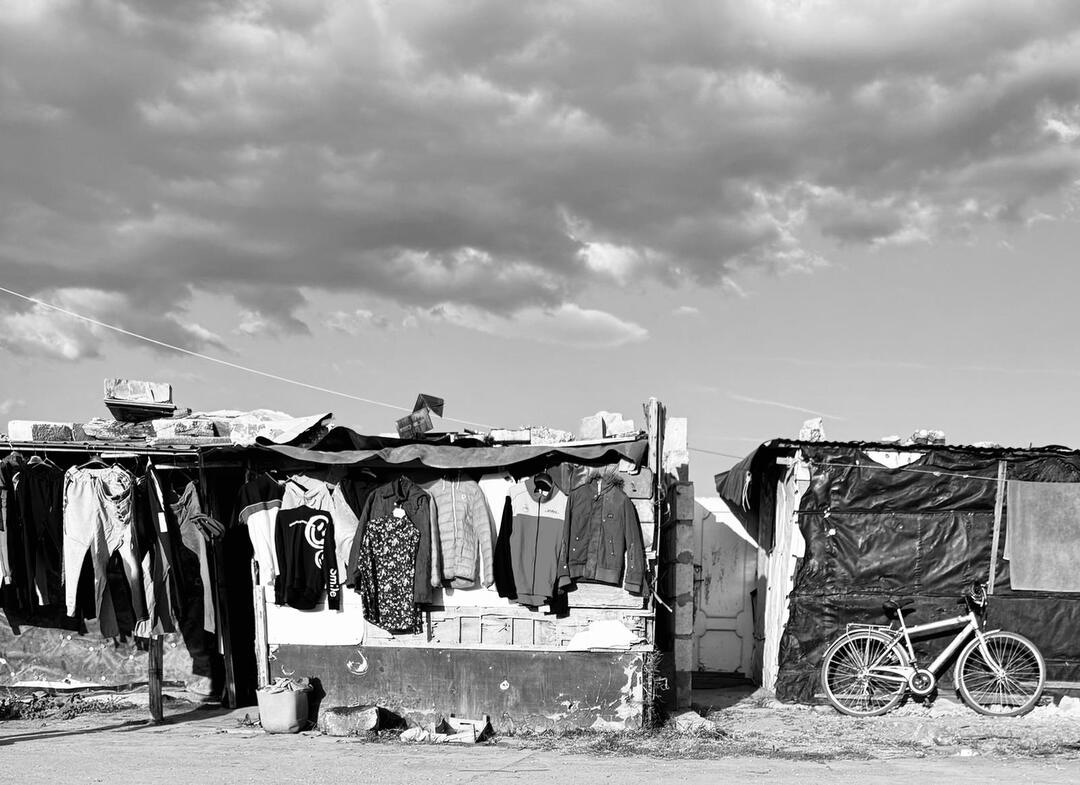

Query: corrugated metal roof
758,438,1080,458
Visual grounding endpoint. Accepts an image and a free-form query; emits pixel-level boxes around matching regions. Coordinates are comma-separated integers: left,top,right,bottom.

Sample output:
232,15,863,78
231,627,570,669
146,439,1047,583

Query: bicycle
819,583,1046,717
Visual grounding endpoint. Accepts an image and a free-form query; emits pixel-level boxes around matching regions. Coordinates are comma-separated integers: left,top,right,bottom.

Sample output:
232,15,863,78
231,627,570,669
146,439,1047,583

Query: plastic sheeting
775,444,1080,702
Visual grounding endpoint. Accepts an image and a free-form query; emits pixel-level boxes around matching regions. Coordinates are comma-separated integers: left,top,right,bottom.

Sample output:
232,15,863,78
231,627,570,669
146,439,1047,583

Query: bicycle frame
873,605,999,679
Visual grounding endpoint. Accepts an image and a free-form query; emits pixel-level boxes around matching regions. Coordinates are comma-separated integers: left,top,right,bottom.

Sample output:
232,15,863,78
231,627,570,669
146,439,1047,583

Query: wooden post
670,482,696,709
148,634,164,724
252,560,271,689
988,460,1007,595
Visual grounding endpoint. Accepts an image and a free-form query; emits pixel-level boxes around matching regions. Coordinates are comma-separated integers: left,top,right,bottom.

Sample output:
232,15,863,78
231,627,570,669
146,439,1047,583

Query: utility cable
0,284,493,429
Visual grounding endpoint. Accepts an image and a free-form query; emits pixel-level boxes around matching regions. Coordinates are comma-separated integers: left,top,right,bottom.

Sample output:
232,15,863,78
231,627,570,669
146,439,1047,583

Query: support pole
988,460,1007,595
148,635,164,724
252,560,271,689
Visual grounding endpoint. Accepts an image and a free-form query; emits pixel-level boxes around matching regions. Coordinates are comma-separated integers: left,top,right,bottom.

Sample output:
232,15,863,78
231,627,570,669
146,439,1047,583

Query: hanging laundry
275,500,340,612
560,476,647,596
420,474,495,589
18,458,65,608
0,453,26,613
62,465,143,627
237,475,285,586
132,464,186,636
351,476,439,605
353,511,423,634
280,470,361,586
495,475,569,609
1005,481,1080,592
172,481,216,634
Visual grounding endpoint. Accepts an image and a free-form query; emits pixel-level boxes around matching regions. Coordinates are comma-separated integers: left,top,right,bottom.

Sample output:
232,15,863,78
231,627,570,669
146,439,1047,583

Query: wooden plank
988,460,1007,595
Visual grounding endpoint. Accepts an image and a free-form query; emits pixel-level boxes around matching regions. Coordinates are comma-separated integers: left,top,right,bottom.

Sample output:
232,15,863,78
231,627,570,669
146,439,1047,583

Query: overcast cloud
2,1,1080,355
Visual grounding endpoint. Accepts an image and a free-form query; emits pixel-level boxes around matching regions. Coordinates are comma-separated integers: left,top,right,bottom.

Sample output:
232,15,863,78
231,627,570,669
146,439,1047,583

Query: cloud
324,309,395,335
426,302,648,348
0,398,26,416
673,305,700,317
2,2,1080,356
0,288,226,361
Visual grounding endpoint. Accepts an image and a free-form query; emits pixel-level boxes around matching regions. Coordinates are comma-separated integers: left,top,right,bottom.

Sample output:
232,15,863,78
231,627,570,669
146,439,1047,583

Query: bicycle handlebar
965,581,988,606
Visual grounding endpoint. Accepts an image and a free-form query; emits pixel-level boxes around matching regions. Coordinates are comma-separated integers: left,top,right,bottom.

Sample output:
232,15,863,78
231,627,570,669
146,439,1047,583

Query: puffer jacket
420,475,494,588
559,478,647,595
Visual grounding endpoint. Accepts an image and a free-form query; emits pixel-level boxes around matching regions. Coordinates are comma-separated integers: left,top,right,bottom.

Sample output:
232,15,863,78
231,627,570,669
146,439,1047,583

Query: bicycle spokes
822,633,908,716
956,632,1045,716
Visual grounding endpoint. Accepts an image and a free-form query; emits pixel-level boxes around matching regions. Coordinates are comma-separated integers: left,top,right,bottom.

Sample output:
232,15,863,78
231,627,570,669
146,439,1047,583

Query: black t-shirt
274,504,339,611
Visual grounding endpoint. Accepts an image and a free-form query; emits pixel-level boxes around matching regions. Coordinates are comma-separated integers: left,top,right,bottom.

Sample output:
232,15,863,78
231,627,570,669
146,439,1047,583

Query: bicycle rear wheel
955,631,1046,717
820,631,909,716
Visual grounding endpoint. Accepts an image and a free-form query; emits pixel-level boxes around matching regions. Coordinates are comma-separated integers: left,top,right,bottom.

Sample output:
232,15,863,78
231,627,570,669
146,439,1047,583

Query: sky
2,1,1080,494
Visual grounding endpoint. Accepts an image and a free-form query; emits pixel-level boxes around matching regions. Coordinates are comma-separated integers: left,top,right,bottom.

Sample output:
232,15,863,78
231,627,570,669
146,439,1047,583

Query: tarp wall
776,444,1080,702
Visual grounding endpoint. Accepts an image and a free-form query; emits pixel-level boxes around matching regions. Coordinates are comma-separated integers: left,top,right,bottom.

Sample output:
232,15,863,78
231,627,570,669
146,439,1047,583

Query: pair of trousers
63,467,146,626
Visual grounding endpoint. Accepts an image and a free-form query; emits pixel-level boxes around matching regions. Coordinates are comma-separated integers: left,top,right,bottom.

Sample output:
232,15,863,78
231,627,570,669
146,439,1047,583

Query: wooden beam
988,459,1007,595
252,560,271,689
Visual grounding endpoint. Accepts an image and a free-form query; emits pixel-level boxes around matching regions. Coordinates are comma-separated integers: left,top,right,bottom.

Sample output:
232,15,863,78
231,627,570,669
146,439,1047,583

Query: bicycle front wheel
955,631,1046,717
820,631,909,716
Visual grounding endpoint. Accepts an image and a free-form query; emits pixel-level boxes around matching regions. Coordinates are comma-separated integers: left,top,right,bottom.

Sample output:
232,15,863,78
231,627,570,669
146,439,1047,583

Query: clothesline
0,284,493,430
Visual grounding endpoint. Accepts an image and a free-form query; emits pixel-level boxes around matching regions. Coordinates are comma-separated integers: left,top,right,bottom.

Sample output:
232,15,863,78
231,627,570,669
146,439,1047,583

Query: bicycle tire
954,631,1046,717
820,630,910,716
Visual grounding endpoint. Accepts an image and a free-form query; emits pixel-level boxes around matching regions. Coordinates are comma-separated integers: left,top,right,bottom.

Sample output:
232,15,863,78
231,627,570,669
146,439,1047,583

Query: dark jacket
560,478,647,595
350,476,437,605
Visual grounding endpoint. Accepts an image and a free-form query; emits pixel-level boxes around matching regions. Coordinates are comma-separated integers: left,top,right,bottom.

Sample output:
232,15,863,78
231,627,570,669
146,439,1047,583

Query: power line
689,446,748,459
0,284,494,430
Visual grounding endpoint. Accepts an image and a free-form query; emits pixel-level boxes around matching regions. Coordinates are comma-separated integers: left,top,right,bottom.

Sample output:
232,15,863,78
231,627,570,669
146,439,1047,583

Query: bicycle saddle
882,598,915,614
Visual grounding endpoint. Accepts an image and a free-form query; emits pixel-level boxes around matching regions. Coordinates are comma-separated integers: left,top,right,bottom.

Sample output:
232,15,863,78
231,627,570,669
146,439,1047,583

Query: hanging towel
1005,481,1080,592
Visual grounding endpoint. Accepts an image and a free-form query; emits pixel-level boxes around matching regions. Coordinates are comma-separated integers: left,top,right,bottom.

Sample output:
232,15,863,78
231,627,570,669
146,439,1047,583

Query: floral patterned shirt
356,513,422,634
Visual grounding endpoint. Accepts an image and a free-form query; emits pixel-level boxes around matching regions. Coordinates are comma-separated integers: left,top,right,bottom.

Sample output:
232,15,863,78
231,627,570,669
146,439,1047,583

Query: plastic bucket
256,688,310,734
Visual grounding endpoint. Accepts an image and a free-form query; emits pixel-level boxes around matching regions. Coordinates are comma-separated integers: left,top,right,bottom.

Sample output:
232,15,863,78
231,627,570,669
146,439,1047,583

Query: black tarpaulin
715,446,767,538
773,444,1080,702
254,428,648,471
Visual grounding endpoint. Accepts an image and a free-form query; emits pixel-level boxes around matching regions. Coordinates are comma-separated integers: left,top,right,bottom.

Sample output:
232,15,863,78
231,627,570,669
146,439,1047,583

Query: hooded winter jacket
559,478,647,595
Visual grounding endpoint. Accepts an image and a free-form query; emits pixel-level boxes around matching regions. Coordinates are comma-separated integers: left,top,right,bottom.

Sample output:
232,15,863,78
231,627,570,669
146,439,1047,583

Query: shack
717,439,1080,703
1,393,698,731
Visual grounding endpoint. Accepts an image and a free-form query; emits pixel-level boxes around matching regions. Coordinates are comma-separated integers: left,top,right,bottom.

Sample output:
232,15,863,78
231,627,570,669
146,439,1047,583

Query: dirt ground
2,686,1080,784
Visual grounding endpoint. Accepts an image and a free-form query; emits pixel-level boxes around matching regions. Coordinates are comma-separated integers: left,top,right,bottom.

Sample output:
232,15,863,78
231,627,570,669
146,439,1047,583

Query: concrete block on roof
490,428,531,444
104,378,173,404
82,418,155,441
602,412,636,437
7,421,75,442
580,411,637,439
580,413,606,440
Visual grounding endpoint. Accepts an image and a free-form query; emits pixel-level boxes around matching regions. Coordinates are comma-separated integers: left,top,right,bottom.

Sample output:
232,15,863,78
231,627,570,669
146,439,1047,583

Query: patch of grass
0,693,133,721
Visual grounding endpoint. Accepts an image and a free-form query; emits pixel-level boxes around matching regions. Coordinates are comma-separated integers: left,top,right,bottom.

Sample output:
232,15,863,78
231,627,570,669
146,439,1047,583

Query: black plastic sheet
775,444,1080,702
